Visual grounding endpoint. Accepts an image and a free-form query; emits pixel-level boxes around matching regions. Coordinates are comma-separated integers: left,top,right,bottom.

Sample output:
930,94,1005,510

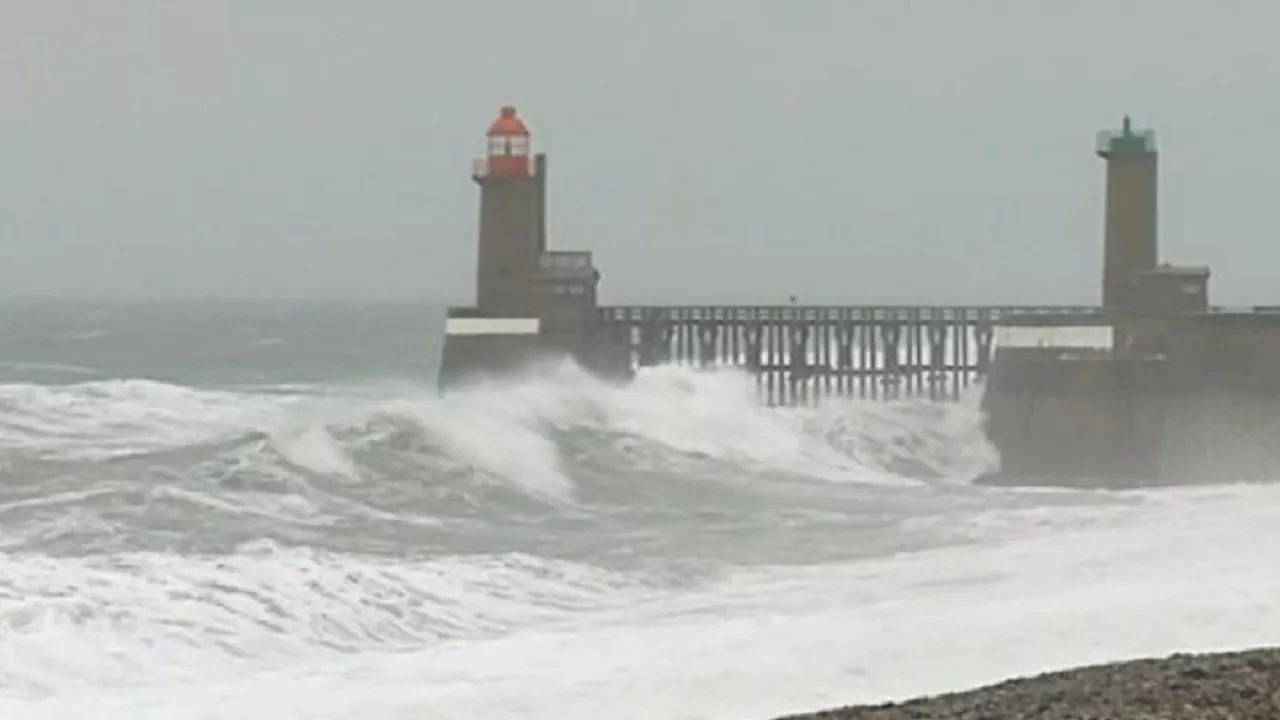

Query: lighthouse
1095,116,1209,315
1096,115,1159,310
472,105,546,311
438,106,626,390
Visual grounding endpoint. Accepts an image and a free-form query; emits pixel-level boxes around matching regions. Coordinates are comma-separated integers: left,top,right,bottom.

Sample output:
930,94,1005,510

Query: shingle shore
769,647,1280,720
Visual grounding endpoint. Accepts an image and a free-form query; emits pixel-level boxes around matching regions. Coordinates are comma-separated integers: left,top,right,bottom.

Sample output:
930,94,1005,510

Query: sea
0,300,1276,720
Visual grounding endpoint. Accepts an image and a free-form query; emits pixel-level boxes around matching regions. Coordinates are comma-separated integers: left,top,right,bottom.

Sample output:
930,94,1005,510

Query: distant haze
3,1,1279,305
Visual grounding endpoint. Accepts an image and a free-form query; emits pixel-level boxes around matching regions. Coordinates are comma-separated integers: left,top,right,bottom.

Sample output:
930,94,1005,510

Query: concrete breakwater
768,646,1280,719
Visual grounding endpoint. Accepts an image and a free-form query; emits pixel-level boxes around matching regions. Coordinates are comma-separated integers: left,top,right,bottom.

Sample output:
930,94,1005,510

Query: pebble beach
770,647,1280,720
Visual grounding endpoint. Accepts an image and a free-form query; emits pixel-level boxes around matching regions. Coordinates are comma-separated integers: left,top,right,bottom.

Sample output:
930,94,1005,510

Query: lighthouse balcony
472,157,536,179
537,251,596,278
1096,127,1156,153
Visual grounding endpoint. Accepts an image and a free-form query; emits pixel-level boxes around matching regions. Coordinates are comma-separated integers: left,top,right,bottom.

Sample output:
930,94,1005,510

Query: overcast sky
2,1,1278,305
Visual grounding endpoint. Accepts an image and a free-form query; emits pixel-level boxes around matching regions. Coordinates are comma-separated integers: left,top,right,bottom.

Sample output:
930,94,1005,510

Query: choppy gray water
0,301,1277,720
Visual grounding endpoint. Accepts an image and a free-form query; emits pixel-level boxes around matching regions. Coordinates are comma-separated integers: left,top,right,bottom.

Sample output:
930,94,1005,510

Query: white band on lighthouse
445,317,541,336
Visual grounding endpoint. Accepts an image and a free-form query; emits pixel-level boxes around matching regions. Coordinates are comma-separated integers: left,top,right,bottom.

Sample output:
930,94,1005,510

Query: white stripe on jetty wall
445,317,541,336
994,326,1114,350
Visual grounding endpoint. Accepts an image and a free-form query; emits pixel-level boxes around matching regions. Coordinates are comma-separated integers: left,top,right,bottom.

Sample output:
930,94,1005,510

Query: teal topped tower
1097,115,1157,155
1096,115,1159,309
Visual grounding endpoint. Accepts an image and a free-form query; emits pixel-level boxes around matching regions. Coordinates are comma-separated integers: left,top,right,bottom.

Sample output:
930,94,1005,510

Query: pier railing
595,305,1104,404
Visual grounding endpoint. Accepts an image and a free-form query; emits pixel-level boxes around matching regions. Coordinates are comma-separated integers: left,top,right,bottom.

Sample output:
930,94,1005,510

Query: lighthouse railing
471,157,537,179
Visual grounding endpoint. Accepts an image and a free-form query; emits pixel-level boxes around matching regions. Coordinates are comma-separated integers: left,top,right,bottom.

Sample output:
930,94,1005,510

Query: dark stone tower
472,106,546,312
437,106,629,390
1097,115,1158,310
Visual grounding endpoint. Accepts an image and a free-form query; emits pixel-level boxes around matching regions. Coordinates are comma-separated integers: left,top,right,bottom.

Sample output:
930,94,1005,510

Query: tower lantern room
483,105,531,178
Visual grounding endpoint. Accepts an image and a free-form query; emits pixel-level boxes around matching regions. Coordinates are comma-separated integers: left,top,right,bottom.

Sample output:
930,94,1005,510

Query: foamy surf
1,483,1276,720
0,361,1274,719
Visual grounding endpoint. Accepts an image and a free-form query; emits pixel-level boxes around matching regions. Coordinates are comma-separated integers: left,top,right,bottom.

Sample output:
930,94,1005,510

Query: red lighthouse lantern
483,105,531,178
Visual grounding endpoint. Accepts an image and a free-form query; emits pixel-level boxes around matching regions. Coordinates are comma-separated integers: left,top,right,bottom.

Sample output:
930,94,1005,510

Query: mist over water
0,302,1277,719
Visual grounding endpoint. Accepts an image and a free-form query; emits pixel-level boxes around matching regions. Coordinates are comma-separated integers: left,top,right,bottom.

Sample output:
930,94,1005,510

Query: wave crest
0,364,999,552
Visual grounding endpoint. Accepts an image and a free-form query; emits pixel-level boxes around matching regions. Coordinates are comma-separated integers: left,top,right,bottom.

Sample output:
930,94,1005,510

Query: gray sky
2,1,1278,305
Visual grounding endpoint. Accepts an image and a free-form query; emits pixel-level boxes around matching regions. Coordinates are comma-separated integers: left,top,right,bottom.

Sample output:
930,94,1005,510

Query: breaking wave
0,361,999,503
12,361,1264,720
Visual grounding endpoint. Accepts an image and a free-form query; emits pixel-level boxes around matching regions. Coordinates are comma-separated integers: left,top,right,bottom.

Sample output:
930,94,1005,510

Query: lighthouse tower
1096,115,1159,310
471,105,547,312
438,105,623,391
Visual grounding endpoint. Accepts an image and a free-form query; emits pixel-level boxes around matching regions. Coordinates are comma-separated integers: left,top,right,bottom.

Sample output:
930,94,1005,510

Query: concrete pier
973,117,1280,486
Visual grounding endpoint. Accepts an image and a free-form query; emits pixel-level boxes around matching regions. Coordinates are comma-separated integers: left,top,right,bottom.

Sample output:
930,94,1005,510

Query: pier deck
597,305,1102,404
